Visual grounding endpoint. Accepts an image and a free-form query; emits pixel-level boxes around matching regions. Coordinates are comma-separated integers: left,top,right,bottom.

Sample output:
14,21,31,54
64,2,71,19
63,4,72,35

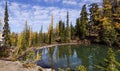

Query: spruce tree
39,26,43,43
48,14,53,44
79,4,88,40
99,17,117,46
58,20,65,42
103,0,112,18
89,3,100,35
20,21,30,52
58,20,63,37
34,32,38,45
66,11,70,42
28,27,33,47
43,33,46,43
2,1,11,47
96,48,120,71
99,0,118,46
10,32,17,46
70,22,74,40
75,18,80,39
111,0,120,34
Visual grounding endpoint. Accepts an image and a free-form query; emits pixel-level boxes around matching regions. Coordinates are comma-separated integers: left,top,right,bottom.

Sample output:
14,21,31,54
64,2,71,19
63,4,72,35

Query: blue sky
0,0,102,33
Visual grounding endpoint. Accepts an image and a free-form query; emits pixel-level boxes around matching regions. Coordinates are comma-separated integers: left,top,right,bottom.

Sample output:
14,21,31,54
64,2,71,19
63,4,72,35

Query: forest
0,0,120,71
5,0,119,53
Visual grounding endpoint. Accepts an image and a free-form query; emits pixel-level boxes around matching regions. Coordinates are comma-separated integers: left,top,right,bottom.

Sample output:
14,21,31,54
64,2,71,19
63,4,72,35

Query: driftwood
17,43,83,59
17,47,35,60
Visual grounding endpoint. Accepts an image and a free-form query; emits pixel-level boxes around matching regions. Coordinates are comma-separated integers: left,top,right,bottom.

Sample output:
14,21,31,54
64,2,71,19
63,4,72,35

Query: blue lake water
33,44,120,71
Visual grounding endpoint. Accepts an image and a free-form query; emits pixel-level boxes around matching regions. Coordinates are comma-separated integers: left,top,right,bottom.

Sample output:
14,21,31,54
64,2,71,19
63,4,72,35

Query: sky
0,0,102,33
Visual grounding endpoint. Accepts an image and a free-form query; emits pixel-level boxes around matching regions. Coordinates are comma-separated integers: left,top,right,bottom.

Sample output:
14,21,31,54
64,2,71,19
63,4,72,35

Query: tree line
0,0,120,56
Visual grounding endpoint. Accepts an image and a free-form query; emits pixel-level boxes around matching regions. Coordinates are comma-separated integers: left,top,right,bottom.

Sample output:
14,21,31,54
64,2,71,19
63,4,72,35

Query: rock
0,60,54,71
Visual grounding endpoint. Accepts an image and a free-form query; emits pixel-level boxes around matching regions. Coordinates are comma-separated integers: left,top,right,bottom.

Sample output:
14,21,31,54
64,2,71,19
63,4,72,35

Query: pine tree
66,11,70,42
99,0,118,46
43,33,47,43
48,14,53,44
34,32,38,46
89,3,101,35
99,17,117,46
75,18,80,39
2,1,11,47
16,33,23,55
58,20,63,37
96,48,120,71
39,26,43,43
103,0,112,18
70,22,74,40
58,20,66,42
10,32,17,46
28,27,33,47
20,21,30,51
111,0,120,34
62,22,66,42
55,23,59,38
79,4,88,40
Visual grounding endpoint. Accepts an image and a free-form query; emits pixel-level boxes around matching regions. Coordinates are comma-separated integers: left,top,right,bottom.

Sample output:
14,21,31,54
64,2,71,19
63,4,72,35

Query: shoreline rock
0,60,54,71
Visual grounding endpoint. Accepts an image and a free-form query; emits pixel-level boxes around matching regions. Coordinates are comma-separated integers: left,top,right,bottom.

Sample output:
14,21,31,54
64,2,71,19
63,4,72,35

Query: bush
0,46,9,58
76,65,87,71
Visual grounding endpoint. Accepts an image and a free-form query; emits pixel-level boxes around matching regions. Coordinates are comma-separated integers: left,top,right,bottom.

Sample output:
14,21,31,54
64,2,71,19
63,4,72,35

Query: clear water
32,44,120,71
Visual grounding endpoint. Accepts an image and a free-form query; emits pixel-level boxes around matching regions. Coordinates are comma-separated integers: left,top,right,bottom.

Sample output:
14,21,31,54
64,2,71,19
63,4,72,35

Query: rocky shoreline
0,60,54,71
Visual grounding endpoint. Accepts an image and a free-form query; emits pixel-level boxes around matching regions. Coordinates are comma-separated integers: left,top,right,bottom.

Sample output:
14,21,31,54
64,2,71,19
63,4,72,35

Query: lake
32,44,120,71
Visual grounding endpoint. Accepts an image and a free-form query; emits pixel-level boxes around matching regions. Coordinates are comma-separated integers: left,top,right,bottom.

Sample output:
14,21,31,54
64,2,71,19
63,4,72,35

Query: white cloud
82,0,102,3
44,0,60,2
0,0,102,33
62,0,102,6
0,1,80,33
62,0,77,5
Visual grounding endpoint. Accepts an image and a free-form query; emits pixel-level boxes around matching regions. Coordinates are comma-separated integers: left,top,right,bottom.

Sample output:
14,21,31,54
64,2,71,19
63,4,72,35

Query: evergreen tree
16,33,22,54
55,23,59,38
39,25,43,43
111,0,120,33
99,17,117,46
70,22,74,40
48,14,53,44
89,3,101,35
58,20,63,37
58,20,66,42
20,21,30,51
96,48,120,71
34,32,38,46
99,0,118,46
28,27,33,47
63,22,66,42
79,4,88,40
43,33,47,43
0,18,2,31
103,0,112,18
2,1,11,47
75,18,80,39
10,32,17,46
66,11,70,42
